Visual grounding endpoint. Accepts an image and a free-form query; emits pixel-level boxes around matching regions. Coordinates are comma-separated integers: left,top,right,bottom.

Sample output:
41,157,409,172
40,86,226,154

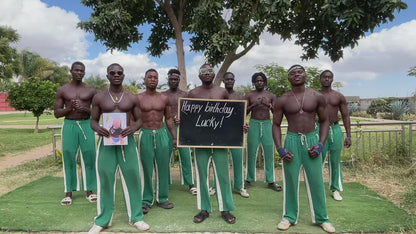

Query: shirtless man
54,61,97,206
272,64,335,233
245,72,281,191
223,72,249,198
188,64,236,224
320,70,352,201
88,63,149,233
138,68,176,214
163,68,196,195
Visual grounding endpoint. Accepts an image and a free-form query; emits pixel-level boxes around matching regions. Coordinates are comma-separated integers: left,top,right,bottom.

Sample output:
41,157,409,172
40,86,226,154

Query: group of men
54,61,351,234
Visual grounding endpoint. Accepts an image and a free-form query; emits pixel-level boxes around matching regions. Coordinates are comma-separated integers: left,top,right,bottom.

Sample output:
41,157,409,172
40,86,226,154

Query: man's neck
226,88,234,94
146,87,158,94
320,86,332,93
70,80,83,86
109,85,123,92
291,85,305,93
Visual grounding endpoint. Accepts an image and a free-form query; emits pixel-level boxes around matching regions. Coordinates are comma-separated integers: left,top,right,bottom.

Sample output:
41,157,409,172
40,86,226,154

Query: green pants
246,119,275,183
94,136,144,226
139,128,171,205
165,123,194,186
194,148,235,213
322,123,344,192
230,148,244,190
61,119,96,192
282,131,329,224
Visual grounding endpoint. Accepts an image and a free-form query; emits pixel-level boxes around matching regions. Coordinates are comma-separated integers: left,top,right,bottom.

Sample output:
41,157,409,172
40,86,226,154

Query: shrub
389,100,410,120
347,103,359,116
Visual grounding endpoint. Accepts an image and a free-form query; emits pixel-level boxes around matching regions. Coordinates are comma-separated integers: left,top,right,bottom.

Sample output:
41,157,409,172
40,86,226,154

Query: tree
409,66,416,77
78,0,407,88
0,26,22,79
79,0,199,91
256,63,323,97
188,0,407,85
84,74,109,91
7,77,58,133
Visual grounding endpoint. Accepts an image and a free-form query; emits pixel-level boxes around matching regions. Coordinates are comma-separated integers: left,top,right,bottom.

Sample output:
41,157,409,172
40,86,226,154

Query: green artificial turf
0,176,414,233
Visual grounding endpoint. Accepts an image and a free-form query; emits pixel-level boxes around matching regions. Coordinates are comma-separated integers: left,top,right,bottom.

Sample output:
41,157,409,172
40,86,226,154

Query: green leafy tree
7,77,58,133
409,66,416,77
78,0,407,88
0,26,22,79
84,74,109,91
189,0,407,85
19,50,55,81
44,65,71,87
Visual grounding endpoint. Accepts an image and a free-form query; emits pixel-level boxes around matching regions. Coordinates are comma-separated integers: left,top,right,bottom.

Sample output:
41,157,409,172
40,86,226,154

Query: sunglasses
109,71,123,76
199,68,214,74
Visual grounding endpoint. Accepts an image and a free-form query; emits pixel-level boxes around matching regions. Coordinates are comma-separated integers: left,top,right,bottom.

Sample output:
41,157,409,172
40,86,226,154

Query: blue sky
1,0,416,98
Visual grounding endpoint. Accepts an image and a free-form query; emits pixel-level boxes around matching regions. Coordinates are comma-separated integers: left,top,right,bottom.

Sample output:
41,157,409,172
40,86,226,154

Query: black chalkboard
177,98,247,148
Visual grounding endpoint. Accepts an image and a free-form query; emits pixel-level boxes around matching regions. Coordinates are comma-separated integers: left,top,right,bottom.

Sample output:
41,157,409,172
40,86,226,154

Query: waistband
141,127,165,133
64,118,91,124
286,130,317,138
249,119,271,124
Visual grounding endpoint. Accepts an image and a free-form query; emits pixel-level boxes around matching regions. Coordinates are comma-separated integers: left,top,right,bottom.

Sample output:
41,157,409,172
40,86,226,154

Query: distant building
0,93,15,111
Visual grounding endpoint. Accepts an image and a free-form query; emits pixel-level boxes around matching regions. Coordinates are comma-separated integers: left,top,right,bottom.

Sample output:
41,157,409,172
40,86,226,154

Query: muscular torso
137,92,169,129
188,85,228,100
279,89,323,133
322,90,343,124
246,90,274,120
95,89,137,125
164,89,187,118
55,83,95,120
228,91,244,100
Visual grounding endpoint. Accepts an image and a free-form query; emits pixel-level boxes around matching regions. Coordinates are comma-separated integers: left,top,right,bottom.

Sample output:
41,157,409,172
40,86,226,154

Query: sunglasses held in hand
109,71,123,76
199,68,214,74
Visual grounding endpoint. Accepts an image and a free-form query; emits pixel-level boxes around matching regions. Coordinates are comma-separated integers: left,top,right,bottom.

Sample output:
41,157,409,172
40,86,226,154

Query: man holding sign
187,64,236,224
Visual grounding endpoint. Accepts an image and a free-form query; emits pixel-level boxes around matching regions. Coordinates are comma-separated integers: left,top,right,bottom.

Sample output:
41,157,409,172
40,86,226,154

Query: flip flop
86,194,97,203
189,187,197,195
193,210,209,223
157,201,174,209
221,211,236,224
60,196,72,206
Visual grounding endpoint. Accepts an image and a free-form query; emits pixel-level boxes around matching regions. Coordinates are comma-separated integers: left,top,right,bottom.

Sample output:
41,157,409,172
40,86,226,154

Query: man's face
253,76,266,91
223,74,235,89
288,68,306,86
198,65,215,84
145,71,159,90
168,73,180,89
320,71,333,88
113,118,121,128
70,64,85,81
106,65,124,85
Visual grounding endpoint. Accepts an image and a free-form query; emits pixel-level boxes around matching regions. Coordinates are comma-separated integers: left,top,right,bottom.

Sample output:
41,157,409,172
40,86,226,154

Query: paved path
0,143,55,171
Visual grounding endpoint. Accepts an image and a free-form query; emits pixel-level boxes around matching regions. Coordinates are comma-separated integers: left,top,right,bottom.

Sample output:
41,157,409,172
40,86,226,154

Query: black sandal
221,211,236,224
193,210,209,223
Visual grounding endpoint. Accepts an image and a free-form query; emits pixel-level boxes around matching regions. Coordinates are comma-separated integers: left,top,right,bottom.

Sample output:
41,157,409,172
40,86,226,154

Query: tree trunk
214,41,257,86
175,31,188,91
34,116,39,133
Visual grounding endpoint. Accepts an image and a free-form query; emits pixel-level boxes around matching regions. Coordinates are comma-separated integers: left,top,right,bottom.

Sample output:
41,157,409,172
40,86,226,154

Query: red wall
0,93,15,111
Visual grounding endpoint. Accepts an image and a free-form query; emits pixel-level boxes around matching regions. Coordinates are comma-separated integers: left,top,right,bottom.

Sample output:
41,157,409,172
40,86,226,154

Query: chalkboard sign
177,98,247,148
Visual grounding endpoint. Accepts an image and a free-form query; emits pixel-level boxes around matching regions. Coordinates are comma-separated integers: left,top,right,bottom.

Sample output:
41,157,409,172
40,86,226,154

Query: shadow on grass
0,176,415,233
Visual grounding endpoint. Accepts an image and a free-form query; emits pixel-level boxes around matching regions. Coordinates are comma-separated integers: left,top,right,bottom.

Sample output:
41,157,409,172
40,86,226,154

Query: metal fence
48,121,416,161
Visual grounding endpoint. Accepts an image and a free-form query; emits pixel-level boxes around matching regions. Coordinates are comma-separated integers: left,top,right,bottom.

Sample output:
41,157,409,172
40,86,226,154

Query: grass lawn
0,113,63,126
0,128,52,157
0,177,415,233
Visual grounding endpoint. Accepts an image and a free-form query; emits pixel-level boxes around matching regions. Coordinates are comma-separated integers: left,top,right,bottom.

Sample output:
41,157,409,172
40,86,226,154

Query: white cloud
0,0,88,64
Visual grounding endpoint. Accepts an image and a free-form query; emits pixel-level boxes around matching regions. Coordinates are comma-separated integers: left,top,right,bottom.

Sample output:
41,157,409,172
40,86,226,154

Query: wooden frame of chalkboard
177,97,247,148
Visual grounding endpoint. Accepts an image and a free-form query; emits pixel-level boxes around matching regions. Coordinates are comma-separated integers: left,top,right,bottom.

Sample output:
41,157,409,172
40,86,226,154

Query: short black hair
71,61,85,71
223,72,235,78
168,68,180,76
320,70,334,79
145,68,158,77
251,72,267,85
107,63,123,72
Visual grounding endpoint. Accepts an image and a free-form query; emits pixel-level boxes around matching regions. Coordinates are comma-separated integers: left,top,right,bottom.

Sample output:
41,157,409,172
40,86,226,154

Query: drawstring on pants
298,132,310,148
152,130,157,149
76,121,87,140
260,122,263,137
